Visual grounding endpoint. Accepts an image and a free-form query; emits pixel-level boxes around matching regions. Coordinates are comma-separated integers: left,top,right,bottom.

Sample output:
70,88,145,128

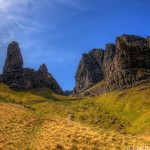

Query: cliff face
2,41,64,95
37,64,63,94
74,34,150,96
74,49,104,93
104,35,150,92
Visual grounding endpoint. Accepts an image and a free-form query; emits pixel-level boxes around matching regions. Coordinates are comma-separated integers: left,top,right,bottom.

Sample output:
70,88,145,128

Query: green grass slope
76,83,150,134
0,102,149,150
0,82,150,149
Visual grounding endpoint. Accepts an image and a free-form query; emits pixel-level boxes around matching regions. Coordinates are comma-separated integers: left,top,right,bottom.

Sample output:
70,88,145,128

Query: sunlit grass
0,103,37,150
0,83,150,149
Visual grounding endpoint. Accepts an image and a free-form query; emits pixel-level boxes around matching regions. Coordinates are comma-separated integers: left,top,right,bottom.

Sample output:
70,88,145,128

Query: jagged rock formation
3,68,38,89
2,41,64,95
74,50,104,93
37,64,63,94
3,41,23,74
74,34,150,96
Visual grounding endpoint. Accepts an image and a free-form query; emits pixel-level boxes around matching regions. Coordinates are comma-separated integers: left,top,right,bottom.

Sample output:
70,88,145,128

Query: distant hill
64,90,73,96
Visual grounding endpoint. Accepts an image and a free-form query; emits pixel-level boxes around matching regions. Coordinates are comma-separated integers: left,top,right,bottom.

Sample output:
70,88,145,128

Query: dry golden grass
0,102,37,150
0,102,149,150
29,116,149,150
137,133,150,142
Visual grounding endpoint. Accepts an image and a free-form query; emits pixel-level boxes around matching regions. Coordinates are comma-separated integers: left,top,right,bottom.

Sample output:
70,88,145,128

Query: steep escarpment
1,41,63,95
74,34,150,96
104,35,150,93
74,49,104,93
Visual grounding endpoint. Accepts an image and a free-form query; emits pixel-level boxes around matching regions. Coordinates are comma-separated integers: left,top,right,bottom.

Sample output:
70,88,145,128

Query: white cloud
0,0,86,67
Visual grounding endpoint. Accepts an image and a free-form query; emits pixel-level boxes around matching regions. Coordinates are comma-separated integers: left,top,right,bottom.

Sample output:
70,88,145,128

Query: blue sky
0,0,150,90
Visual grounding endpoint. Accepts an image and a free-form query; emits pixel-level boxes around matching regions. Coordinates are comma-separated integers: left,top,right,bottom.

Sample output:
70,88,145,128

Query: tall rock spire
3,41,23,74
2,42,64,95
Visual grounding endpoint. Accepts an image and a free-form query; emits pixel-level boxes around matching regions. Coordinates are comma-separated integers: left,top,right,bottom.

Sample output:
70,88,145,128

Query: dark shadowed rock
104,34,150,93
103,44,116,76
37,64,64,94
38,64,48,74
0,74,2,83
74,34,150,96
2,68,38,90
3,41,23,74
115,34,148,69
74,49,104,93
88,49,104,67
2,42,64,95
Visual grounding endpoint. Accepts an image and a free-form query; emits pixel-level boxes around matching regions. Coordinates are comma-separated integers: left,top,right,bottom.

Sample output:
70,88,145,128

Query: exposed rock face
115,34,148,69
37,64,63,94
74,34,150,96
103,44,116,77
2,68,38,89
2,41,64,95
3,41,23,74
104,34,150,93
74,49,104,93
38,64,48,74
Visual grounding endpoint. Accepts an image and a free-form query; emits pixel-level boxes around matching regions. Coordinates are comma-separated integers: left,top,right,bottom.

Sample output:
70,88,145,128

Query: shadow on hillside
26,88,81,104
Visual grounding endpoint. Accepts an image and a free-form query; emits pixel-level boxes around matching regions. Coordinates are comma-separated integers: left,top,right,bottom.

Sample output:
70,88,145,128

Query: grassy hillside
0,103,37,150
74,83,150,134
0,102,149,150
0,83,150,149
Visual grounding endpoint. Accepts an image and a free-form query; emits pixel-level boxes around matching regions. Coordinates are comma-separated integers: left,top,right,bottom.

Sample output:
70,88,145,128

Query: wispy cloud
0,0,86,46
0,0,86,89
0,0,35,45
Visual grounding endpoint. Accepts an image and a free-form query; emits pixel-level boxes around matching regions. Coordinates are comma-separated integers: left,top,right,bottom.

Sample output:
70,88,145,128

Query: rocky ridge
1,41,63,95
74,34,150,96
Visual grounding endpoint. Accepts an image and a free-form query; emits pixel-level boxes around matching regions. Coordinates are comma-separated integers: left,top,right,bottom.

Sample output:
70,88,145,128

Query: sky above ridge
0,0,150,90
